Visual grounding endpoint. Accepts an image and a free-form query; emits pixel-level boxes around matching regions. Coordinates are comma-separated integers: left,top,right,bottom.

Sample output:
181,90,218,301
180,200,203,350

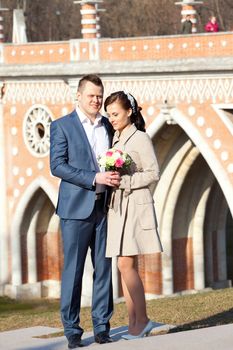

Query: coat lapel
113,124,137,147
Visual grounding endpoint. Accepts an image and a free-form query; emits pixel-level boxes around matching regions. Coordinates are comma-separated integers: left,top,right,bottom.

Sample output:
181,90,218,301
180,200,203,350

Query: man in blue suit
50,75,120,349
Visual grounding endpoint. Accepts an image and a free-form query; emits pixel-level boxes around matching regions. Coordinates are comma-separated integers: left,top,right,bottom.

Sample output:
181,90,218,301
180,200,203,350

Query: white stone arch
161,145,200,294
11,176,58,288
26,193,47,285
191,177,214,290
148,109,233,217
172,155,215,292
147,110,232,295
204,182,230,288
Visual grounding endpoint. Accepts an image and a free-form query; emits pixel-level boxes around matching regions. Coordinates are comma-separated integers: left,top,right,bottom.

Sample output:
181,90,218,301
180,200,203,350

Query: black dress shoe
68,334,84,349
95,331,113,344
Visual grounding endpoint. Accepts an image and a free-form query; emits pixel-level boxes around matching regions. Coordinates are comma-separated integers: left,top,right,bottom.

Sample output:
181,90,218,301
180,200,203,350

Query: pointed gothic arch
141,110,233,296
10,177,62,298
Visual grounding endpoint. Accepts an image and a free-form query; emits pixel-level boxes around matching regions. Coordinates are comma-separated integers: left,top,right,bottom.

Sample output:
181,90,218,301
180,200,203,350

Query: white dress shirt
76,106,109,193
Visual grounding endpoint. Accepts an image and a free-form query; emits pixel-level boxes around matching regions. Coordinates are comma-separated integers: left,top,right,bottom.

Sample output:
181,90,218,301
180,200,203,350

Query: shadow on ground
17,323,170,349
169,308,233,333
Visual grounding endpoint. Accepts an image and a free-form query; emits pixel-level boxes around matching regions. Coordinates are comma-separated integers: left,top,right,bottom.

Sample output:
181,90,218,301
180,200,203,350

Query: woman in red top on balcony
205,16,219,32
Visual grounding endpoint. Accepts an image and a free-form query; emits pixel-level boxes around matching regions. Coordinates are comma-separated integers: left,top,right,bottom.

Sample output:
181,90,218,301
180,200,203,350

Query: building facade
0,30,233,303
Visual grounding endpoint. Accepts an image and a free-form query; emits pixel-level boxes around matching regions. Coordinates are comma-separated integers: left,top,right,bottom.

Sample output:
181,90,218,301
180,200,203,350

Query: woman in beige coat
104,91,163,340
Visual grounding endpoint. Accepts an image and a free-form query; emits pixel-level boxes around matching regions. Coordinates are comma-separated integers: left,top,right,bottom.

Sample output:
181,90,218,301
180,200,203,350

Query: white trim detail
70,40,80,62
104,76,233,105
4,80,73,105
81,19,97,25
80,9,96,15
81,28,97,34
89,39,99,60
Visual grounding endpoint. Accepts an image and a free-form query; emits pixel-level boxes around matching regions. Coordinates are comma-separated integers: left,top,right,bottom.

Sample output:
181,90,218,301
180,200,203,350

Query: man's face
77,81,103,119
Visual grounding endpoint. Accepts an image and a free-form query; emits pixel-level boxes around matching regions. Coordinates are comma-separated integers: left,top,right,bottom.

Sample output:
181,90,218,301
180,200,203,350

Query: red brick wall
173,237,194,292
137,253,162,295
37,230,63,281
3,32,233,64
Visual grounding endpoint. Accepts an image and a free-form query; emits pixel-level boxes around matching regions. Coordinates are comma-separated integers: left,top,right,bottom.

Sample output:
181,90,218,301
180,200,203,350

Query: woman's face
106,101,132,133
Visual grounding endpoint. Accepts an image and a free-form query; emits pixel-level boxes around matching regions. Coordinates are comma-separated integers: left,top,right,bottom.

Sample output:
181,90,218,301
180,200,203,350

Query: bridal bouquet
98,148,132,171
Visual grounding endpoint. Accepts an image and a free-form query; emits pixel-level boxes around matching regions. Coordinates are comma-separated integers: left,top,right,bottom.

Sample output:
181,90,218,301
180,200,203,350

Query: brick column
175,1,203,33
74,0,104,39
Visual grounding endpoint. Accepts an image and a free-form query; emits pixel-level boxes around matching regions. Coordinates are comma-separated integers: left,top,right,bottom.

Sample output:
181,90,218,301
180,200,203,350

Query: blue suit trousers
60,198,113,338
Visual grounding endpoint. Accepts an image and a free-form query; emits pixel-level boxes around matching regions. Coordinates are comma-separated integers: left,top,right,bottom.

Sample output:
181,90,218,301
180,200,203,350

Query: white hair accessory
123,91,137,114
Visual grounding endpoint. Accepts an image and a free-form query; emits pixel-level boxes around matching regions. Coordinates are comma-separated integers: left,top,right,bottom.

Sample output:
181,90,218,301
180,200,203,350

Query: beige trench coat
106,124,163,257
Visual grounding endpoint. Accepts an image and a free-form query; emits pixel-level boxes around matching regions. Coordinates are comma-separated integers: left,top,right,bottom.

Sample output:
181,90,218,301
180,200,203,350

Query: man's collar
76,106,102,125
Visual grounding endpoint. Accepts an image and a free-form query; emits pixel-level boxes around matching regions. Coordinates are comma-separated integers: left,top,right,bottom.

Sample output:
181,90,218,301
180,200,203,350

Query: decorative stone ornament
23,106,53,157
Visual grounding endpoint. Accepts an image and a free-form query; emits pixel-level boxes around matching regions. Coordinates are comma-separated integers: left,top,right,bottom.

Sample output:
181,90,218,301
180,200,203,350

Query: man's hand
96,171,121,187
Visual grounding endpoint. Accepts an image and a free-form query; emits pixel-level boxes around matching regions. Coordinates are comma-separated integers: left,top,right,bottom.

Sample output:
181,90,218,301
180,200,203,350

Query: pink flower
115,158,124,168
98,148,132,171
106,151,113,157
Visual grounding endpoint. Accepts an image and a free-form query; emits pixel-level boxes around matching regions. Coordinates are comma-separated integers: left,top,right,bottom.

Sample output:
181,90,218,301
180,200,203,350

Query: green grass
1,288,233,336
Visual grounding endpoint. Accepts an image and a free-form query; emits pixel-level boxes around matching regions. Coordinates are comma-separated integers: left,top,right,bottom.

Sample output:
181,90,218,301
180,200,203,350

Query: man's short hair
78,74,104,92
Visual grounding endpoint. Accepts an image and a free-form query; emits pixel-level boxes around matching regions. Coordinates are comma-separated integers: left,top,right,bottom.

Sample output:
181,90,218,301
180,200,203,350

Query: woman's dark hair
104,91,146,132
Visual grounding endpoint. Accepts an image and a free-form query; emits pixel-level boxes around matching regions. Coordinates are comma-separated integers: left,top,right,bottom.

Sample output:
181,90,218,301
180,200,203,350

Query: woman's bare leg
120,276,136,333
118,256,149,335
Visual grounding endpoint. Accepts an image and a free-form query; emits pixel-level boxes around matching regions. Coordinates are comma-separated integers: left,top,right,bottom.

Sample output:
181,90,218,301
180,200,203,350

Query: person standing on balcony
205,16,219,32
182,15,193,34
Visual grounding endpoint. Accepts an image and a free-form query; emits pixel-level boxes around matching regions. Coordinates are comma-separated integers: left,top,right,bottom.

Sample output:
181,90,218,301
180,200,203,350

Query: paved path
0,323,233,350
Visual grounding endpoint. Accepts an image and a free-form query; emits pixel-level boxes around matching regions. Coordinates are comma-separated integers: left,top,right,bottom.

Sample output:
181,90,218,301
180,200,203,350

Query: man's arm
50,121,96,189
50,121,121,188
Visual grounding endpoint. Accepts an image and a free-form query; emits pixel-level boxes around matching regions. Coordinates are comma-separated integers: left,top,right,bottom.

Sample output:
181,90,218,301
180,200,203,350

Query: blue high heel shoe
121,320,154,340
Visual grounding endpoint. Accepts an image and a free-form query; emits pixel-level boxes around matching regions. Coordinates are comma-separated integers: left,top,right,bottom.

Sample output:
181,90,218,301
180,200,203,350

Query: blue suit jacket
50,110,114,219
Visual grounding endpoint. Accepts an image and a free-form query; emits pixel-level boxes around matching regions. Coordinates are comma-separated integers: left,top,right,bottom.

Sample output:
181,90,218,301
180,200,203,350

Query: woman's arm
119,133,160,192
